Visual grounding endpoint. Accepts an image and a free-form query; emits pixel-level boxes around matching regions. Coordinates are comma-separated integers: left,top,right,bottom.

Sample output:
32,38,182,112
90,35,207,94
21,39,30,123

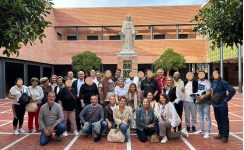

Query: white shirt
114,85,129,97
184,81,194,102
93,78,99,87
125,77,139,88
27,86,44,104
77,79,84,96
174,79,185,100
9,85,28,105
198,79,211,92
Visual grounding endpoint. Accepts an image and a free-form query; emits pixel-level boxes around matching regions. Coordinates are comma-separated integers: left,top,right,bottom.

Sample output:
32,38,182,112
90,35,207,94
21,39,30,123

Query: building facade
0,5,212,98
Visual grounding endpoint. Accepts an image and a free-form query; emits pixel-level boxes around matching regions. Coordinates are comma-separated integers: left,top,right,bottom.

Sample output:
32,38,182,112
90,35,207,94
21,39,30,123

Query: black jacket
163,87,176,102
184,80,198,93
79,83,98,104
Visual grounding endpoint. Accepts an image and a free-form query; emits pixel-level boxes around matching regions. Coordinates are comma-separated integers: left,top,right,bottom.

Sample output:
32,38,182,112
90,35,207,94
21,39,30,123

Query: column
150,26,153,40
40,66,43,78
101,27,104,40
220,39,224,79
51,66,54,75
238,43,243,93
207,63,211,80
24,63,28,86
176,25,179,39
76,27,79,40
0,59,6,99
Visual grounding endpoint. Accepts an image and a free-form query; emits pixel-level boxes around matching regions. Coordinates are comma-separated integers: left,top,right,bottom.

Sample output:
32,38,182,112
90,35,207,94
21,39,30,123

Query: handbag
18,88,31,106
211,82,226,104
25,99,38,112
107,127,125,143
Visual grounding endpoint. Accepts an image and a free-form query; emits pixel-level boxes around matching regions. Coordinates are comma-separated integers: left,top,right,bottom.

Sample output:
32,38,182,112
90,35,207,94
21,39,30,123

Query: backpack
18,88,30,106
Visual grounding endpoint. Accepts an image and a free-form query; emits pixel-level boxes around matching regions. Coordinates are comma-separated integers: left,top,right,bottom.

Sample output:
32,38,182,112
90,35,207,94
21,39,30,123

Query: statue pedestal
117,53,138,78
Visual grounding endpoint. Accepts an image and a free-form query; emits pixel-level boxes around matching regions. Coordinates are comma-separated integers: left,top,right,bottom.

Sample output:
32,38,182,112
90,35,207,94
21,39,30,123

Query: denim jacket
136,107,155,131
210,79,236,107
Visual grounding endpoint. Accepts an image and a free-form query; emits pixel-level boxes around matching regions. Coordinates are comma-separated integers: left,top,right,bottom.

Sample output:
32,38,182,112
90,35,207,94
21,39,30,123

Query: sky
52,0,206,8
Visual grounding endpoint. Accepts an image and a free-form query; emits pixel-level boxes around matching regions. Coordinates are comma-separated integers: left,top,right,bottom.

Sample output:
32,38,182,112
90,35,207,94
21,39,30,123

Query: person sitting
104,95,117,130
147,92,157,110
79,95,107,142
158,94,189,144
38,92,66,146
113,96,131,142
136,98,156,142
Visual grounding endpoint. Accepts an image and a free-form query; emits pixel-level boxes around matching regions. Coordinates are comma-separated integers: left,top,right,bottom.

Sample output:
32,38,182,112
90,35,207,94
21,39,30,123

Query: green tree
154,48,186,76
72,51,102,73
192,0,243,47
0,0,53,57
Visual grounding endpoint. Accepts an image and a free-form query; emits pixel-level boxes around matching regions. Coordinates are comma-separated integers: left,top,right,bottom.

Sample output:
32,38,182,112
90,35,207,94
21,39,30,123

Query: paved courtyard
0,93,242,150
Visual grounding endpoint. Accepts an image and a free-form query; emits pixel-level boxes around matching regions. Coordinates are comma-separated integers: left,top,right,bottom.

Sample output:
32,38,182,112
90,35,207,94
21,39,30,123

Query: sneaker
192,126,196,132
94,137,101,142
74,131,79,136
13,129,19,135
63,131,68,136
186,126,191,132
18,128,26,134
181,128,189,138
203,132,210,139
54,135,62,141
160,136,168,144
194,130,203,135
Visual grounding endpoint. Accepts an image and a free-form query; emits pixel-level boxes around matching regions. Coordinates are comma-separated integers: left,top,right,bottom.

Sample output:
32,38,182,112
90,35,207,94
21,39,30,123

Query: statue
120,15,136,53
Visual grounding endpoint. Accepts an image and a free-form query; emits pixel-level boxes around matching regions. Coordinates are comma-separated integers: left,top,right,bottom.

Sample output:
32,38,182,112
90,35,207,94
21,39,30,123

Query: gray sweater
38,102,64,130
79,104,104,124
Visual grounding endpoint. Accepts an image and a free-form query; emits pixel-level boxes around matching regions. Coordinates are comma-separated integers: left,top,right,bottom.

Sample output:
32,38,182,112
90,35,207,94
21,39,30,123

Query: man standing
39,92,66,146
141,70,159,99
80,95,107,142
155,69,167,97
112,69,122,83
67,71,77,83
210,70,235,143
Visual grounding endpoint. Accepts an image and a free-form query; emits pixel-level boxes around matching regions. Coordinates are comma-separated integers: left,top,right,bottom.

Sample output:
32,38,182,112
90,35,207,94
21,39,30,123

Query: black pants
75,106,82,130
13,104,25,128
174,101,183,130
214,106,229,138
136,127,156,142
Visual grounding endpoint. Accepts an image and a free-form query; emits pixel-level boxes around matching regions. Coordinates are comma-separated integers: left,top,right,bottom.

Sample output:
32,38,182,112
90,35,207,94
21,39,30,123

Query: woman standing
50,74,57,91
136,98,156,142
158,94,189,144
114,78,129,103
27,77,44,133
8,78,28,135
54,76,65,102
127,83,140,130
58,80,78,136
40,77,52,105
113,97,131,142
100,70,116,107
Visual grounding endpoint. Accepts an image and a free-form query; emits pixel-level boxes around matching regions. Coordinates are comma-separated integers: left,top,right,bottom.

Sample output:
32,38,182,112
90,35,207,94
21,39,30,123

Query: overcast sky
52,0,205,8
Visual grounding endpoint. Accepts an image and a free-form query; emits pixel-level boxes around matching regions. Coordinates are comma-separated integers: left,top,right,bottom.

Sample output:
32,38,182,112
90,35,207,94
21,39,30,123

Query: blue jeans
214,106,229,138
40,121,67,146
120,123,129,141
197,103,211,133
82,121,107,138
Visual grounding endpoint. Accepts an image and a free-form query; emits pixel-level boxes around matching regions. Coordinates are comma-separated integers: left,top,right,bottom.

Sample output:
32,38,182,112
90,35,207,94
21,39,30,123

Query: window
153,34,165,39
87,35,98,40
135,35,143,40
123,60,132,78
109,35,120,40
57,32,62,40
67,36,77,40
179,34,188,39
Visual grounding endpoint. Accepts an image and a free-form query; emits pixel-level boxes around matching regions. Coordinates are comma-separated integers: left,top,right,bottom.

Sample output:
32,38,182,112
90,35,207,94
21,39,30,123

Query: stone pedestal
117,55,138,78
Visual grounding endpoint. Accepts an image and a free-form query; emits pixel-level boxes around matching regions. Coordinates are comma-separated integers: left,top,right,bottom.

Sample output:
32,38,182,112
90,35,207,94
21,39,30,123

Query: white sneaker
63,131,68,136
13,129,19,135
160,136,168,144
194,130,203,135
74,131,79,136
181,128,189,138
18,128,26,134
203,132,210,139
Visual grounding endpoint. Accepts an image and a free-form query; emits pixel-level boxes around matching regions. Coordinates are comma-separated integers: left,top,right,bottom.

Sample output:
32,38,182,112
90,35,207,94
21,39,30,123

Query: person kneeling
158,94,189,144
80,95,107,142
39,92,66,146
136,98,156,142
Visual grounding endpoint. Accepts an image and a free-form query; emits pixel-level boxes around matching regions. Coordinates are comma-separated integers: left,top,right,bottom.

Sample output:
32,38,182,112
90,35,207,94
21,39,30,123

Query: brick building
0,5,212,98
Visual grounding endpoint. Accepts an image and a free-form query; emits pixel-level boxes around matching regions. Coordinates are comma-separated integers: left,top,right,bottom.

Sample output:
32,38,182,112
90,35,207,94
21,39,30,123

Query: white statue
120,15,136,52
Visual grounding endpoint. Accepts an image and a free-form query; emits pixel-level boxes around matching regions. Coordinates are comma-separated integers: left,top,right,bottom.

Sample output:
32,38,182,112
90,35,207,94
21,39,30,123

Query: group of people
8,68,236,146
